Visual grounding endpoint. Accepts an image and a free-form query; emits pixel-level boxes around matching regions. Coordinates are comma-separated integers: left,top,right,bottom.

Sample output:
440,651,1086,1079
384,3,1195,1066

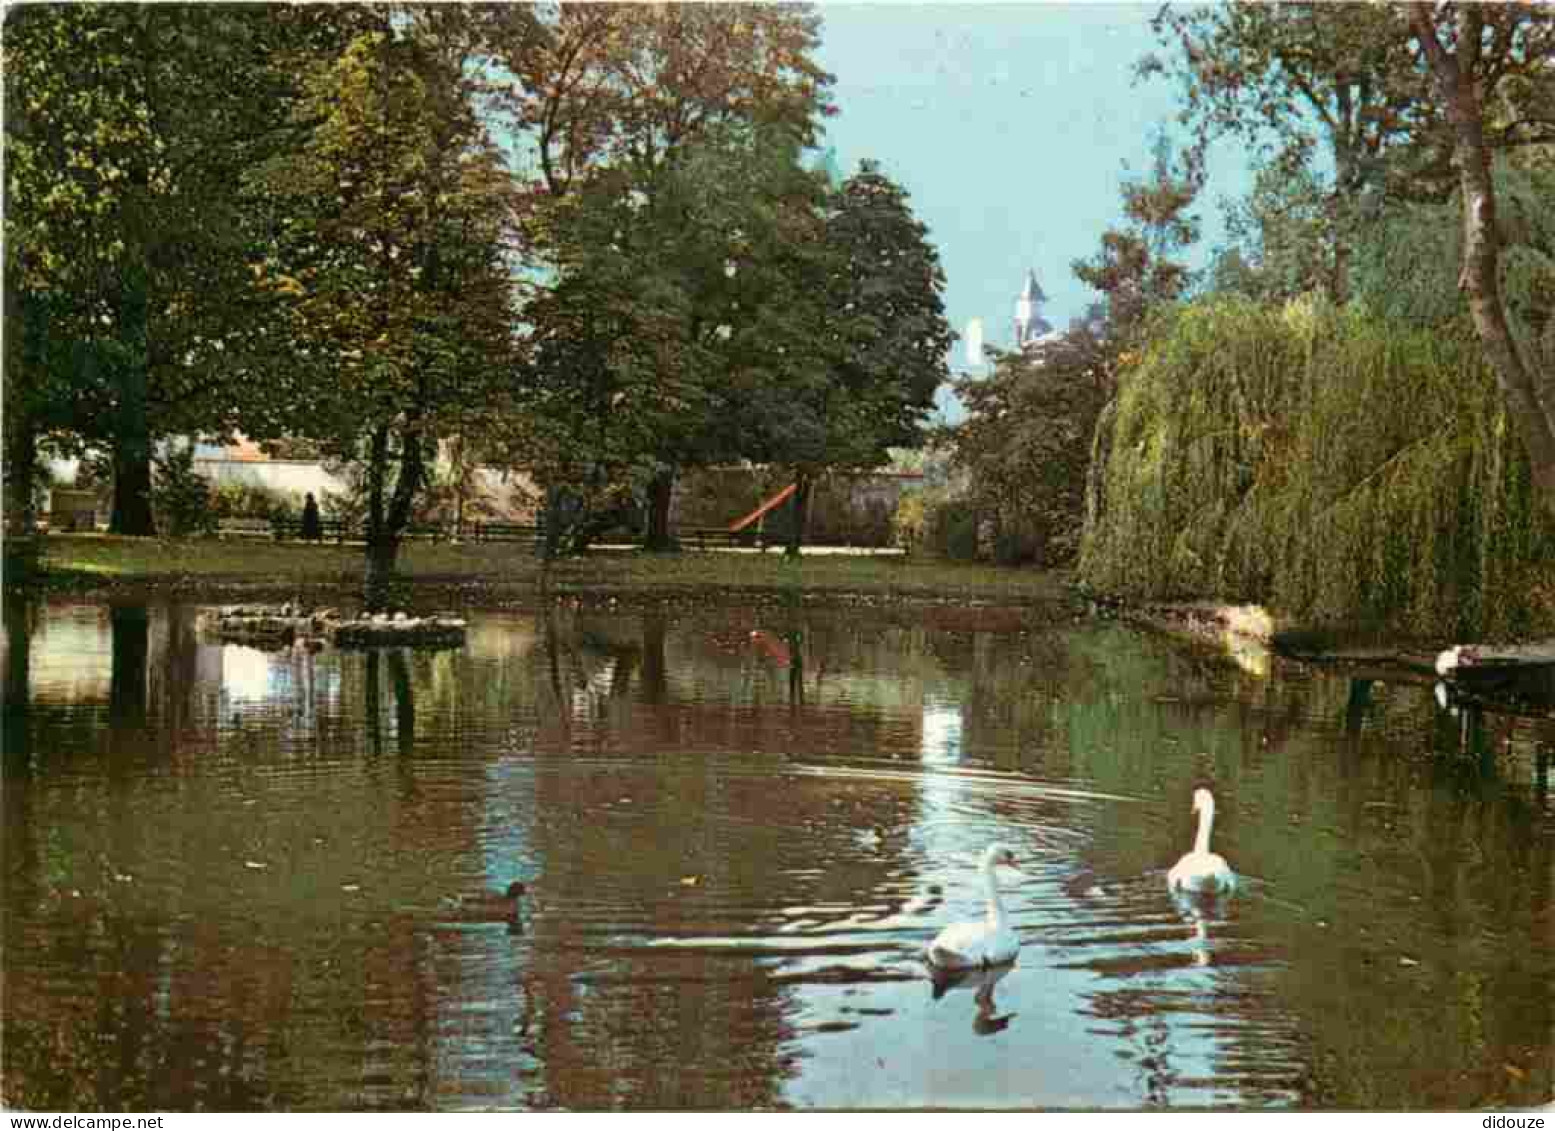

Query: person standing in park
300,492,323,541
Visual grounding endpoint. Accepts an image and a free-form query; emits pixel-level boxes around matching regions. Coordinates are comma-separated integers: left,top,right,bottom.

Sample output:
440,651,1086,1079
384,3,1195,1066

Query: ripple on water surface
3,602,1551,1110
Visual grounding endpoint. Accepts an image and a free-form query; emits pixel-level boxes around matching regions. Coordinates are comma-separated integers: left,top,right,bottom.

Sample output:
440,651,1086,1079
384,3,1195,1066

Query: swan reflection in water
929,960,1017,1035
1170,887,1233,968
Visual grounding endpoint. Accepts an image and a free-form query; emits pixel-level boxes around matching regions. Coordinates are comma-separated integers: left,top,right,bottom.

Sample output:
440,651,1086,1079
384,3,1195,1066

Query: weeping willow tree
1080,296,1554,639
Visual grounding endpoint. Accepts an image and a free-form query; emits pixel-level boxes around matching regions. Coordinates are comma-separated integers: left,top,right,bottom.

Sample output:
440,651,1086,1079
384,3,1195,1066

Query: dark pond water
3,596,1552,1111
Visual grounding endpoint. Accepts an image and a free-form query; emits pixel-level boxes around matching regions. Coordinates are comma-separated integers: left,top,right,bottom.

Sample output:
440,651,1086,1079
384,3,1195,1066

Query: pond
3,597,1551,1111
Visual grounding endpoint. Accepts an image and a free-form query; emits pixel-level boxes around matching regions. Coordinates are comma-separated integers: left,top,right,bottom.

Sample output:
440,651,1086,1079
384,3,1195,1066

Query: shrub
209,481,300,522
152,444,216,537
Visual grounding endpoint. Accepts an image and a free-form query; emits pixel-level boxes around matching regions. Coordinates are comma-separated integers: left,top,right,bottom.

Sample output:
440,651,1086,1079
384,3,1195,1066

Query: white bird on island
1435,645,1478,677
1167,788,1236,895
926,843,1022,970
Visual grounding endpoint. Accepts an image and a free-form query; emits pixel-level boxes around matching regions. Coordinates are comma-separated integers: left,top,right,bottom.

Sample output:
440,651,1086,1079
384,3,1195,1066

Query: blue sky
812,3,1254,403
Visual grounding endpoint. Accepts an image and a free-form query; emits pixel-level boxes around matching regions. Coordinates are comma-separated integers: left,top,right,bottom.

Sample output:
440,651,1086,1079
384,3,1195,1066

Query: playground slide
728,482,797,533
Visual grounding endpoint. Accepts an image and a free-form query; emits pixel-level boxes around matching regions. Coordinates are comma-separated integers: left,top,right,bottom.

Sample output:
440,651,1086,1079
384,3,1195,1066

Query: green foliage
952,333,1114,567
947,133,1198,571
938,507,980,562
1208,157,1337,303
208,482,300,522
811,161,953,462
1139,3,1444,212
151,444,215,537
3,5,371,533
891,486,978,561
1073,133,1202,346
520,127,948,553
1081,297,1555,638
891,489,931,552
244,12,522,603
497,3,833,200
1354,163,1555,348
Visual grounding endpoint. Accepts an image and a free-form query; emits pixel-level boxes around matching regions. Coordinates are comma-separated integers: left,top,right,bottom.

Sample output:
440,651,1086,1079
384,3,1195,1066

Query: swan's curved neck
1193,798,1215,855
982,860,1008,924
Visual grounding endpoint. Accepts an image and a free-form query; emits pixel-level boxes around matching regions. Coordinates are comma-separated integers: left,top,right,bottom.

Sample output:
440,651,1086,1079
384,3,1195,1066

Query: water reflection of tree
3,588,35,771
150,599,201,738
6,612,552,1110
109,603,150,730
517,609,940,1108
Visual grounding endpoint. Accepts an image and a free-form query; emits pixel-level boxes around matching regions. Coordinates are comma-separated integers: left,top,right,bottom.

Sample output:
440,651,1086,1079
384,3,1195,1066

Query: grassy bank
20,534,1076,610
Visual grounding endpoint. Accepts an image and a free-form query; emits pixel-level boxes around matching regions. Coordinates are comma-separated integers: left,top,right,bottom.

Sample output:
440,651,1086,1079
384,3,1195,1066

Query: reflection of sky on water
220,645,276,702
21,605,112,700
919,698,963,765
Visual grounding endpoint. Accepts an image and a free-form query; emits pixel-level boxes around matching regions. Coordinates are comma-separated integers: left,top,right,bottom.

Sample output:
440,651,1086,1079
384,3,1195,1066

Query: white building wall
193,458,343,499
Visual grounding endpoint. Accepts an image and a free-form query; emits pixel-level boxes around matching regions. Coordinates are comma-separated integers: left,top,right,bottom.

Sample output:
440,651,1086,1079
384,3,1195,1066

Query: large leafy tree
520,127,831,552
495,3,835,545
1146,0,1555,522
2,4,366,535
1140,1,1437,303
498,3,833,198
762,161,951,556
951,321,1112,567
1406,2,1555,524
1071,134,1202,347
247,11,521,607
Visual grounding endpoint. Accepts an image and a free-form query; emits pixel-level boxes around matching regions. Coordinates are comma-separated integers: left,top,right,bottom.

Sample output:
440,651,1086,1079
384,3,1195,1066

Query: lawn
26,533,1075,609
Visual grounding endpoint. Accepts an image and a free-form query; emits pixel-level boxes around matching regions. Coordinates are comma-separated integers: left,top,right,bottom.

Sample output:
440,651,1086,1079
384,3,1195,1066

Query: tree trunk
785,471,812,558
109,264,157,536
365,650,382,756
361,421,427,612
3,279,41,539
3,401,39,540
1330,238,1351,308
3,590,33,772
109,603,150,729
387,649,415,758
786,630,805,706
110,431,157,537
641,611,668,704
1410,3,1555,523
364,535,401,614
643,468,676,551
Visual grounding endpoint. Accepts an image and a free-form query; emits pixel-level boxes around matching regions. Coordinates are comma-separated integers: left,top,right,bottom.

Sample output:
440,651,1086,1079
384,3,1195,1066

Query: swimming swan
926,843,1022,969
1167,789,1235,895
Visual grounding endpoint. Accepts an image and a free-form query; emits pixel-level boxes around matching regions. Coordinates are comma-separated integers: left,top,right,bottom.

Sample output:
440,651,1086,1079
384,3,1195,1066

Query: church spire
1014,269,1049,348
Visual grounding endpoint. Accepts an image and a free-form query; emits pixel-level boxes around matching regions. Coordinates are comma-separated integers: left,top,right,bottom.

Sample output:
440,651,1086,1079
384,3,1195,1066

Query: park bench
404,523,451,542
468,521,541,545
215,517,274,539
680,526,769,552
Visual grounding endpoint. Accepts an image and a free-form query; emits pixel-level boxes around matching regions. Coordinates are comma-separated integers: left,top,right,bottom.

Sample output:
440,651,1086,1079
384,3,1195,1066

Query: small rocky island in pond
198,604,467,650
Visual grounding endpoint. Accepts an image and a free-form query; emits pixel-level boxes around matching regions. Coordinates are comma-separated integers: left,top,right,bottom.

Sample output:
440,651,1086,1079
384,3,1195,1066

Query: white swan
1167,788,1235,895
926,843,1022,969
